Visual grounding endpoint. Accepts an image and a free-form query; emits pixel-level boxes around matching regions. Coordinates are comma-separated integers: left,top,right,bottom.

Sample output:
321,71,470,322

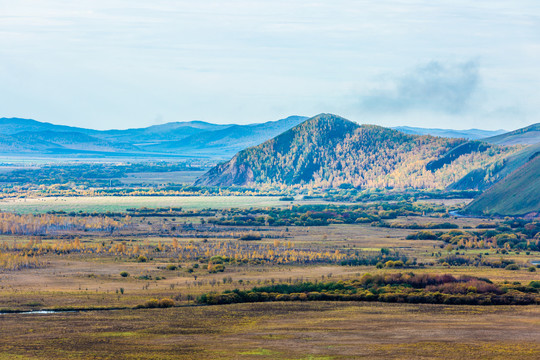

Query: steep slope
449,142,540,191
483,123,540,145
146,116,307,155
394,126,506,139
464,154,540,216
196,114,512,188
448,123,540,190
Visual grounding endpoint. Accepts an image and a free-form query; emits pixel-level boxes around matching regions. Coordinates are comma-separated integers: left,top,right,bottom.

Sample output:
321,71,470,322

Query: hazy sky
1,1,539,130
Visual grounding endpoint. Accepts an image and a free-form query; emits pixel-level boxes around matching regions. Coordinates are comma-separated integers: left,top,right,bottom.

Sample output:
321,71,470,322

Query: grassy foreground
0,302,538,360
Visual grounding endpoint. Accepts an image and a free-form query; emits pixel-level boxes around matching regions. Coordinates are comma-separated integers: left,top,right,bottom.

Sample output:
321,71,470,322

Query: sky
0,1,539,130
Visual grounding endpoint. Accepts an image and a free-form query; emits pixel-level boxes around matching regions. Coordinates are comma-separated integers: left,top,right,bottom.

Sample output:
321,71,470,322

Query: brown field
1,220,538,311
0,302,538,359
0,204,538,359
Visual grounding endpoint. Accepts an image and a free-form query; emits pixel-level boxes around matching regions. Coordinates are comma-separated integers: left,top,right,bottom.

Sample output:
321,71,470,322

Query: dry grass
0,302,538,359
0,210,538,358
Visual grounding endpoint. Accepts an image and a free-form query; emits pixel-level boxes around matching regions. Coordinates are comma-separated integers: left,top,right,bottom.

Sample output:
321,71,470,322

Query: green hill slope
196,114,513,188
483,123,540,145
448,142,540,191
464,154,540,216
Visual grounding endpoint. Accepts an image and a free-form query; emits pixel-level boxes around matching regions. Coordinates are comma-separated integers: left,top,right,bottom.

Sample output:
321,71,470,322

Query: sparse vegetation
0,167,538,359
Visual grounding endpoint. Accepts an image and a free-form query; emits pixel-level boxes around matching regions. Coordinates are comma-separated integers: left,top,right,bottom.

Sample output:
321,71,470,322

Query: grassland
0,199,538,359
0,195,305,214
0,219,538,310
118,170,207,185
0,302,538,359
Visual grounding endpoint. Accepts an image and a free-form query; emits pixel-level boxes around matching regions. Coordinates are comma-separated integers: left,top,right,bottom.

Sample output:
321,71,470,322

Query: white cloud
360,61,480,114
0,1,538,129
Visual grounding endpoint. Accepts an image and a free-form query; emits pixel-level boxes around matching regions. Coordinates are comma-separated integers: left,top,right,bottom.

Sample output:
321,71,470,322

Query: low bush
158,298,175,308
139,298,175,309
505,264,520,271
208,264,225,273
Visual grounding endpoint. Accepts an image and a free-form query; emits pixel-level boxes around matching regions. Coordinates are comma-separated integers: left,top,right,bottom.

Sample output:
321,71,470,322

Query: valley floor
0,197,538,359
0,302,538,359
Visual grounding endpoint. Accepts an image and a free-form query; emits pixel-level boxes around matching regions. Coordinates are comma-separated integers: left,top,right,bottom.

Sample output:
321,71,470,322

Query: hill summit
196,114,512,188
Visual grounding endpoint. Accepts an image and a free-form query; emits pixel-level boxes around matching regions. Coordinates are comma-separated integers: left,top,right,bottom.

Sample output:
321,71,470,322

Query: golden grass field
0,202,538,359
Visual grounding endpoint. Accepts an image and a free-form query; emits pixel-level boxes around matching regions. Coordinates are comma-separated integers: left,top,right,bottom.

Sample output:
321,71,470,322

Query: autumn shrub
208,263,225,273
143,299,159,308
158,298,175,308
384,260,404,268
426,279,502,295
238,232,262,241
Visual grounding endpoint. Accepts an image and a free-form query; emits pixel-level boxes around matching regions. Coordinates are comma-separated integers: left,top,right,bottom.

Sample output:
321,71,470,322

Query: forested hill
195,114,514,189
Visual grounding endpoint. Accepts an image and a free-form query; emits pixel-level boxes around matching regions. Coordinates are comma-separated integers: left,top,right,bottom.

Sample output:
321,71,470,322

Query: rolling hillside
464,154,540,216
97,121,232,145
483,122,540,145
393,126,506,139
196,114,513,188
145,116,307,156
449,142,540,191
0,116,305,158
448,123,540,190
0,117,93,135
11,131,138,152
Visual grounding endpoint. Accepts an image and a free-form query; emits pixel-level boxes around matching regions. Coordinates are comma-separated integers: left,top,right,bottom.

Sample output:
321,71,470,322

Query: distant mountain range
2,116,530,159
392,126,506,139
0,116,307,158
195,114,515,189
2,114,539,216
144,116,308,156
